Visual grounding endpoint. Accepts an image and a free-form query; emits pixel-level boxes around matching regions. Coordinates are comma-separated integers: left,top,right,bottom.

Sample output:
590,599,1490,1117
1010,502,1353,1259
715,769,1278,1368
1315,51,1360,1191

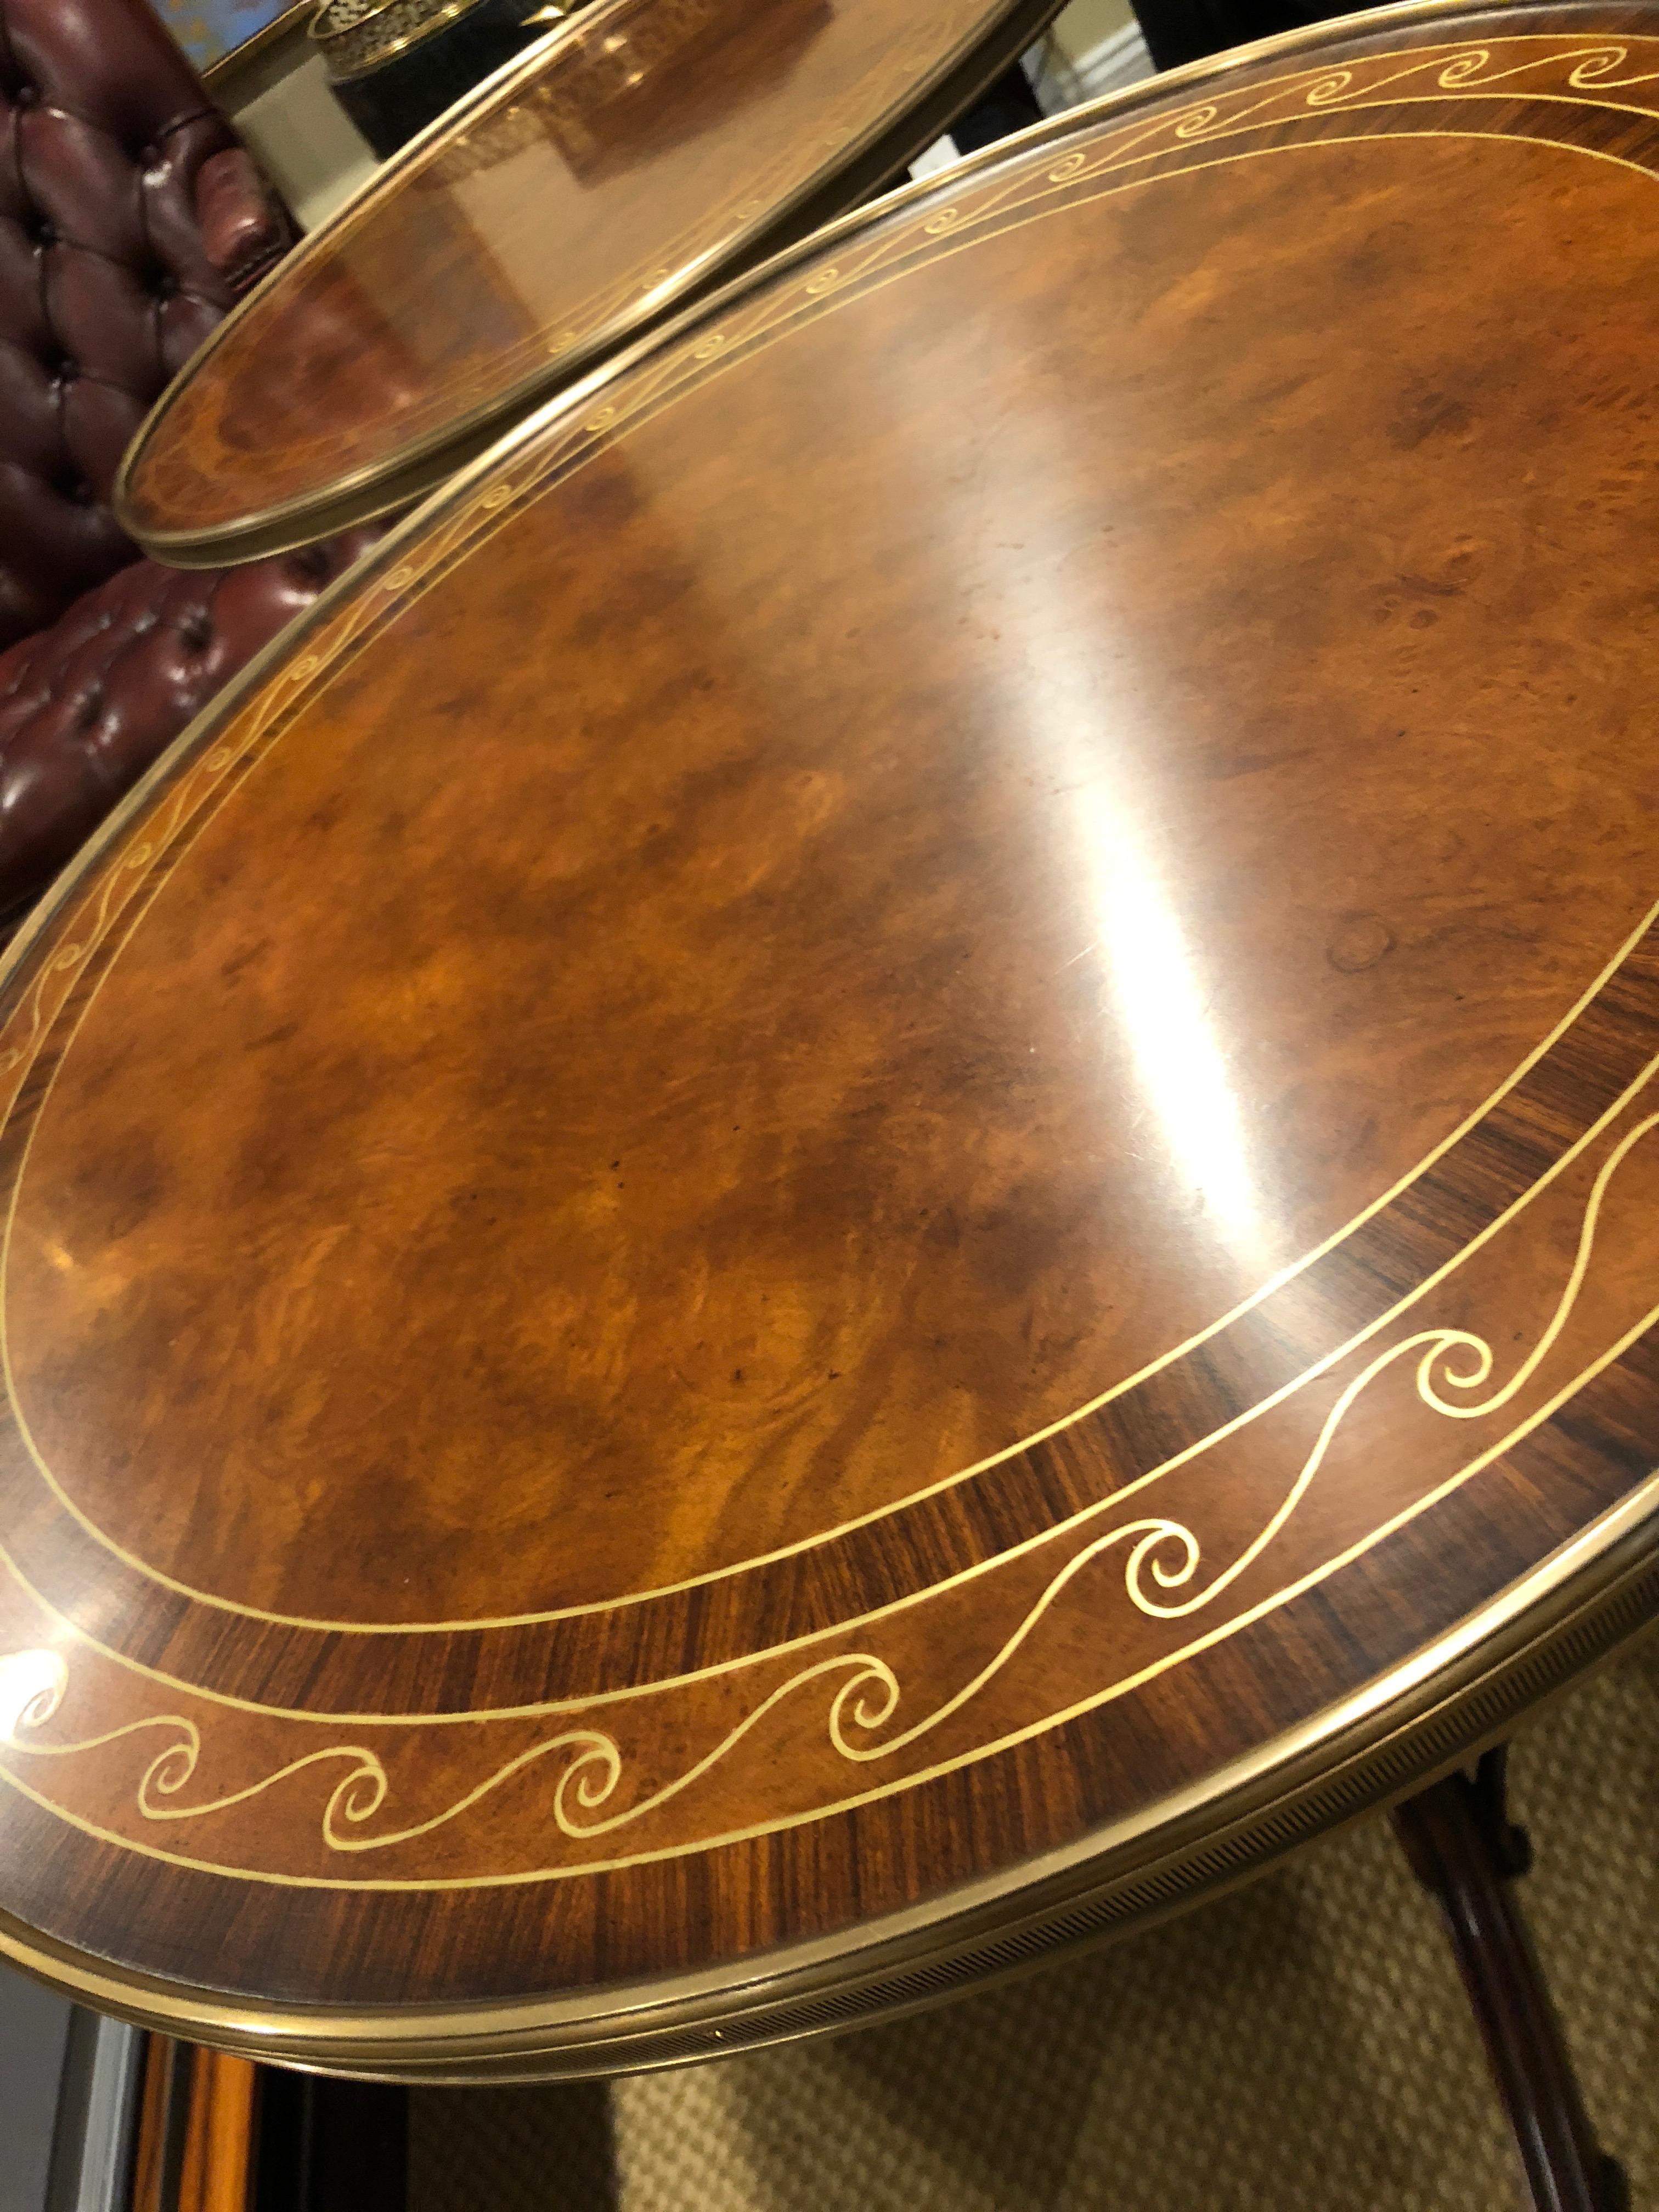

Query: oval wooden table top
113,0,1063,568
7,0,1659,2080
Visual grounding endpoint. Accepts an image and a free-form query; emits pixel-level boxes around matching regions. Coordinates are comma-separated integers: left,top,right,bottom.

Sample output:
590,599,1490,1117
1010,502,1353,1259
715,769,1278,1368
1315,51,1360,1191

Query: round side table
114,0,1066,565
7,24,1657,2205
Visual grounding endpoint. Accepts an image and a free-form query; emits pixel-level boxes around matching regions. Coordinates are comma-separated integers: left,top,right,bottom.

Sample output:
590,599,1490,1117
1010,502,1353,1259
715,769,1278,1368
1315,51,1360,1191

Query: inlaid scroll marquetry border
3,1020,1659,1888
7,22,1659,1889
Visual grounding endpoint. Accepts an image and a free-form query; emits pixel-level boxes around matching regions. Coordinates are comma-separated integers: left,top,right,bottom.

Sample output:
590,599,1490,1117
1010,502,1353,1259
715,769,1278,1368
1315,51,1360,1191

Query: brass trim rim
2,1472,1654,2075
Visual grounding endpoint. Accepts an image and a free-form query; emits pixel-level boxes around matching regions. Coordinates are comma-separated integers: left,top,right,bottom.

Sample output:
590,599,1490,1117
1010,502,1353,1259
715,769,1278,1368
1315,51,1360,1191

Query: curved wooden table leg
1391,1748,1629,2212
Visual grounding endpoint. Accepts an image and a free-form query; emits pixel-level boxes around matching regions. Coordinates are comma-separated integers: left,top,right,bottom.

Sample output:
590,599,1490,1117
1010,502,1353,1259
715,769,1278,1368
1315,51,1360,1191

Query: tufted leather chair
0,0,382,930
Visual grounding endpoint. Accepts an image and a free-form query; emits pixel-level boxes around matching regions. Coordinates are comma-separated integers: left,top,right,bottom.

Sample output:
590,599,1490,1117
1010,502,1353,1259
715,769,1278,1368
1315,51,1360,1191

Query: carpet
410,1637,1658,2211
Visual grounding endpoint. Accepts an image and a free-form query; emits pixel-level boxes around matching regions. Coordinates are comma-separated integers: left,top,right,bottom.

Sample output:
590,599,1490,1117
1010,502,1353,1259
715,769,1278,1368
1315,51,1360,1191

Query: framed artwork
149,0,312,75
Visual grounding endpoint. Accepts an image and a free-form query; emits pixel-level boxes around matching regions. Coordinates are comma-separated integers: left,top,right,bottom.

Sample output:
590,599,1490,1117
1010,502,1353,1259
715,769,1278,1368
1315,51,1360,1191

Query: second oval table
114,0,1064,566
8,0,1659,2081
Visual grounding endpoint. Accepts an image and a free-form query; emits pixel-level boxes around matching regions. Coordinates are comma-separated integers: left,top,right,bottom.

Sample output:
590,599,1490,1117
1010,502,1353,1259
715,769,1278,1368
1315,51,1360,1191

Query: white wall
1051,0,1136,64
214,21,377,229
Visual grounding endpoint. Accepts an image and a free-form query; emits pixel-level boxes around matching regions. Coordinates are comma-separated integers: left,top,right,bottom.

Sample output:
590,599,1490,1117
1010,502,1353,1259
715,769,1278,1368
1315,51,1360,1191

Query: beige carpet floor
410,1638,1658,2212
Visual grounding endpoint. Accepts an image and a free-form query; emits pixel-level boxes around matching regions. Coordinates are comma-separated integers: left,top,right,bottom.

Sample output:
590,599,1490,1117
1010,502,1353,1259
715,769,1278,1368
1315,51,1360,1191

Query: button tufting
12,82,37,108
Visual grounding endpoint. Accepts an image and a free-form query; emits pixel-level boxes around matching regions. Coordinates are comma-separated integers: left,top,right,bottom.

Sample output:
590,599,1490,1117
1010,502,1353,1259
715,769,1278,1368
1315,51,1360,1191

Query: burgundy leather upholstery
195,144,290,291
0,0,380,926
0,530,383,908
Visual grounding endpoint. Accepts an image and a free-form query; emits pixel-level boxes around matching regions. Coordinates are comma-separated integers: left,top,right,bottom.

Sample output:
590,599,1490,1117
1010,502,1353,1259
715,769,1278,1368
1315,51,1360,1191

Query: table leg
1391,1748,1629,2212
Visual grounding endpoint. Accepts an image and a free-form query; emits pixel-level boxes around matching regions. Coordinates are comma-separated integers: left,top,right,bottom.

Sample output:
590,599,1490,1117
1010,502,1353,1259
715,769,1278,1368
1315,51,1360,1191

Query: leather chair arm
0,524,387,926
193,145,295,295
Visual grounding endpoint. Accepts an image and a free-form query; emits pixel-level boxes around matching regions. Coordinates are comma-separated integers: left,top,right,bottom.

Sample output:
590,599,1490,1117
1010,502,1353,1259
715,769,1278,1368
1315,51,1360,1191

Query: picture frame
149,0,315,78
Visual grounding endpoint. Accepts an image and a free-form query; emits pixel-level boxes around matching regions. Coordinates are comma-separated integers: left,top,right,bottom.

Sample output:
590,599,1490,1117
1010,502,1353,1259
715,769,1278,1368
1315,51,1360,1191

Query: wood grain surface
8,0,1659,2077
115,0,1064,562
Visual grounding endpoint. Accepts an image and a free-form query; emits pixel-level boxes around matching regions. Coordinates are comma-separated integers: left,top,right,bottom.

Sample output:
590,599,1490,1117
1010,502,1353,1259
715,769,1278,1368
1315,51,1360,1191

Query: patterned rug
410,1638,1658,2212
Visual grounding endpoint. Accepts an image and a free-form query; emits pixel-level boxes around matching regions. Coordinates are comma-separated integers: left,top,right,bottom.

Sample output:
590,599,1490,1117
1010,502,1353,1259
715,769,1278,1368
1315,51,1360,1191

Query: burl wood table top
6,0,1659,2080
114,0,1063,567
